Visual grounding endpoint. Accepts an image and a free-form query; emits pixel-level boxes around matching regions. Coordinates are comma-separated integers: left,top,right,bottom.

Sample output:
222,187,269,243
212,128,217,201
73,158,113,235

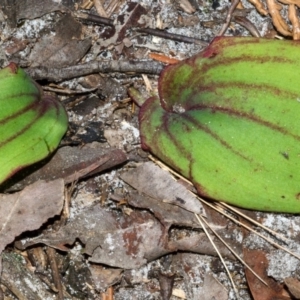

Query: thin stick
218,0,240,36
136,28,208,46
200,199,300,261
195,214,238,298
199,215,268,286
220,202,289,243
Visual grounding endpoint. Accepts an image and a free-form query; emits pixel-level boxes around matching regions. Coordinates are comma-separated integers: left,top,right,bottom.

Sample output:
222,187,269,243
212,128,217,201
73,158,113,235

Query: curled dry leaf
0,179,64,254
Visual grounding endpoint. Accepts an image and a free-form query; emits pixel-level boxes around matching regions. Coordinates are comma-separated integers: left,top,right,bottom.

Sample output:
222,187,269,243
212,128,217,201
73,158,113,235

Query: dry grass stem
198,214,268,286
201,199,300,261
93,0,109,18
195,214,239,298
220,202,289,243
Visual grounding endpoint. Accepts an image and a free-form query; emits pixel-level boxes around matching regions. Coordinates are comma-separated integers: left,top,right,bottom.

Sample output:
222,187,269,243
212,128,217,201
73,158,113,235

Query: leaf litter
0,0,299,299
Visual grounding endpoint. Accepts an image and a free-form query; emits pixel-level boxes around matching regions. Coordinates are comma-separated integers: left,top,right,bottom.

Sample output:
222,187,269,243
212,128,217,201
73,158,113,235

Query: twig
203,200,300,261
233,16,261,37
45,247,64,300
75,12,208,46
26,60,164,82
218,0,240,35
199,214,268,286
43,85,98,94
75,11,114,26
136,27,208,46
195,214,239,298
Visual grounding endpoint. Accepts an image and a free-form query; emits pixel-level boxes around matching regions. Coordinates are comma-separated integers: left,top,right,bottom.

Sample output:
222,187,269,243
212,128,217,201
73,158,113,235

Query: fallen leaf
19,203,236,269
120,162,204,215
89,265,123,291
0,0,68,27
243,248,291,300
19,205,168,269
284,277,300,299
168,233,235,260
5,145,127,191
28,14,91,68
17,0,68,21
0,179,64,254
88,210,166,268
123,190,201,229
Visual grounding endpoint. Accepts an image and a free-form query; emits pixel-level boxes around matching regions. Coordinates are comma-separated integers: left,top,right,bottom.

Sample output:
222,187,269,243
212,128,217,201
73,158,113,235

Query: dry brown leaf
0,0,68,27
0,179,64,254
120,162,204,215
168,233,235,259
28,14,91,68
90,265,123,291
17,0,68,21
5,145,127,192
18,202,235,270
19,205,168,269
284,277,300,299
123,190,201,229
243,248,291,300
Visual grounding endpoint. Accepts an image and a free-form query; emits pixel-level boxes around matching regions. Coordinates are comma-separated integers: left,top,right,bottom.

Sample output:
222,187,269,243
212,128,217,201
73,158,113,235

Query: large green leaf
0,63,68,184
139,37,300,213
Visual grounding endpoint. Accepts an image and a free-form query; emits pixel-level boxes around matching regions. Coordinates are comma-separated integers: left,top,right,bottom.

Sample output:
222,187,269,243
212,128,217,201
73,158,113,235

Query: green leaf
0,63,68,184
139,37,300,213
